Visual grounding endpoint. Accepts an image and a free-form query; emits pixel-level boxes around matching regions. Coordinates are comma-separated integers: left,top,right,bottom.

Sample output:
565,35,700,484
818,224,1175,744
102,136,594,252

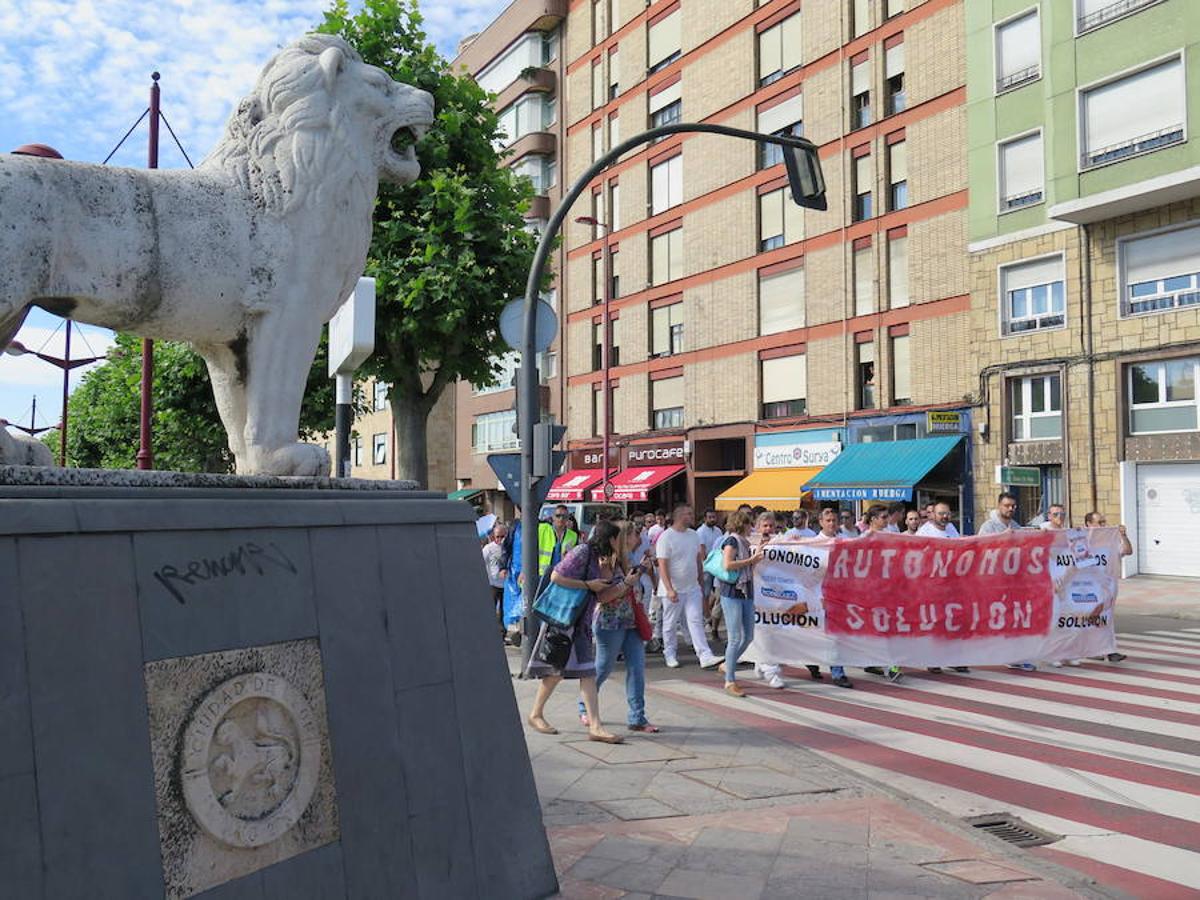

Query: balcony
996,65,1039,94
493,66,556,112
452,0,566,73
1077,0,1164,34
1001,189,1043,212
1081,125,1184,170
506,130,557,160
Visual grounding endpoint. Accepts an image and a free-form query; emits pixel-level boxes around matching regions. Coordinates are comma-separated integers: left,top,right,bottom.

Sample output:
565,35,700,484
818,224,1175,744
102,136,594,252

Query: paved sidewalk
512,655,1117,900
1116,574,1200,619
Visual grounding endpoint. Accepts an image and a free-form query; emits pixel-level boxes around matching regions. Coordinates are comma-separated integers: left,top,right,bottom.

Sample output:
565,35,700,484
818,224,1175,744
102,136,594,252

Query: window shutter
610,183,621,230
592,62,605,108
760,189,784,242
891,335,911,401
781,14,803,70
853,0,870,36
885,42,904,78
852,58,870,95
653,376,684,410
651,307,668,353
648,80,682,114
609,50,620,92
854,246,875,316
784,192,804,242
651,234,670,284
888,141,907,184
1000,133,1042,200
762,355,806,403
651,160,669,214
760,268,806,335
758,23,782,81
1084,58,1184,157
1003,256,1064,293
855,154,874,193
668,230,684,281
996,11,1039,81
758,94,803,135
888,235,909,308
1123,224,1200,285
648,9,681,69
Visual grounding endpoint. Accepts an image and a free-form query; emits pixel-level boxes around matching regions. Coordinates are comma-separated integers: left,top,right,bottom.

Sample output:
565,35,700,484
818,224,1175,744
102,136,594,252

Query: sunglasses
554,513,568,520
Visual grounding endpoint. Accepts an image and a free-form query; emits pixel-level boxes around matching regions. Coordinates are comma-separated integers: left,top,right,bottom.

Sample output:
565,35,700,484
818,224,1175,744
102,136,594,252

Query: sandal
628,723,660,733
588,732,624,744
579,712,590,726
526,715,558,735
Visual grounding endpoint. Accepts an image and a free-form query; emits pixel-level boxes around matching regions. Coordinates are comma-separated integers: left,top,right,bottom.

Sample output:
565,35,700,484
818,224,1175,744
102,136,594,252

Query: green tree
63,334,338,473
319,0,539,486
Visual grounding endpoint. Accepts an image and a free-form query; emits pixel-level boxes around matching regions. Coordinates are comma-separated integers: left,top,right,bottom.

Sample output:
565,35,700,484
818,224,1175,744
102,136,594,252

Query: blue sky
0,0,509,435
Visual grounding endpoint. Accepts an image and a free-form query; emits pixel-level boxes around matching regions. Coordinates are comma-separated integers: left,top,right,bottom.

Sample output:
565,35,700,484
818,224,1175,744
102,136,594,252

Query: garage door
1136,462,1200,577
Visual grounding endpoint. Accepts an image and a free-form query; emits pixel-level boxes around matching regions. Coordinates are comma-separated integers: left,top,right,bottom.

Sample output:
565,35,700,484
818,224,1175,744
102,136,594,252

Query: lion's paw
260,443,331,478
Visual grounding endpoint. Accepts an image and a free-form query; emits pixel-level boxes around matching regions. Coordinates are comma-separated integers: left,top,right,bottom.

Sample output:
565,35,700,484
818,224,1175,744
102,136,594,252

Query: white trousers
661,584,714,662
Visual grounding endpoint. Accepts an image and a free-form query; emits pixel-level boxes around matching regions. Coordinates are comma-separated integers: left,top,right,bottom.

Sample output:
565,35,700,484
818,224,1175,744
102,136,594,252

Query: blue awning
801,435,964,501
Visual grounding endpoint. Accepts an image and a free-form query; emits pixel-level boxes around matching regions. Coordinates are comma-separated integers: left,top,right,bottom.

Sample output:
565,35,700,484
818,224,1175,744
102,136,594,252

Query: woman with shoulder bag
715,509,765,697
526,520,627,743
577,519,660,734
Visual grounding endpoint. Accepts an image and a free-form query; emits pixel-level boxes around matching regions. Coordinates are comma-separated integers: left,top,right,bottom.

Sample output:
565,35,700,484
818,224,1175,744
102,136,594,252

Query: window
651,303,684,357
1081,57,1185,169
592,319,621,369
885,40,905,115
472,410,519,452
887,232,908,308
352,436,362,467
592,123,604,162
609,182,621,231
1010,374,1062,441
853,0,871,36
1129,357,1198,433
650,228,683,285
609,114,620,153
854,243,875,316
759,266,805,335
372,380,389,411
890,335,911,405
591,188,605,239
887,139,907,211
1001,256,1065,335
652,375,684,428
887,0,905,17
998,132,1043,211
758,187,803,251
372,432,387,465
995,10,1040,93
757,95,804,169
758,13,802,86
650,154,683,215
592,387,603,436
852,151,873,221
609,249,620,298
1078,0,1163,35
761,354,807,418
496,94,553,146
1121,222,1200,317
592,255,604,304
592,0,610,43
856,341,876,409
513,154,555,194
477,32,555,95
539,350,558,381
592,61,605,110
647,8,681,73
609,50,620,99
851,56,871,129
476,352,520,394
649,81,682,131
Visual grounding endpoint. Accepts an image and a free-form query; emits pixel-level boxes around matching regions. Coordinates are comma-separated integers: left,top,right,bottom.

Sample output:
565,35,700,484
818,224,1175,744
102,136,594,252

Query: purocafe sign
745,528,1122,667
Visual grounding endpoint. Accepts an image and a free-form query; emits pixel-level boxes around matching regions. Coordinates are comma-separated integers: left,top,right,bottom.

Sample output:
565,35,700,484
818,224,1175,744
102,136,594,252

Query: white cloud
0,323,115,428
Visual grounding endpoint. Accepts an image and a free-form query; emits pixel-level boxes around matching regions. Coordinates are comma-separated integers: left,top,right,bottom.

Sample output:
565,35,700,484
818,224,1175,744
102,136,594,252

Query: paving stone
590,855,674,893
586,835,685,865
678,765,841,800
657,867,767,900
594,797,684,821
920,858,1041,885
560,765,662,803
565,739,696,765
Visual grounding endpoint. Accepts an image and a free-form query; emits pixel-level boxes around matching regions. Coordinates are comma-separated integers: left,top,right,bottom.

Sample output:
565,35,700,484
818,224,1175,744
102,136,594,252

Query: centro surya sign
753,440,842,469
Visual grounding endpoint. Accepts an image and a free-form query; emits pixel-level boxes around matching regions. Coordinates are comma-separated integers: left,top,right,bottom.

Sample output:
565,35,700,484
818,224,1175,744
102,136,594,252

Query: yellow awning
715,467,825,511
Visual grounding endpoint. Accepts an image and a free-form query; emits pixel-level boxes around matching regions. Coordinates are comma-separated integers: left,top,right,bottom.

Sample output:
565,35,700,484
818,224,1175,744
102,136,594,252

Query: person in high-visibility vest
537,504,579,577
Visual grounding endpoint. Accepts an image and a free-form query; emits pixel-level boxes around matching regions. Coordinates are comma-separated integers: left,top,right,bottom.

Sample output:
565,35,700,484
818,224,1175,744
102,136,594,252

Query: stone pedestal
0,466,556,899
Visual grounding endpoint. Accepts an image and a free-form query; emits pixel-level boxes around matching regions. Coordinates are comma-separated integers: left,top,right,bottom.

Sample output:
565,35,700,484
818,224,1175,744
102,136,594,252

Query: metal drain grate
965,813,1062,848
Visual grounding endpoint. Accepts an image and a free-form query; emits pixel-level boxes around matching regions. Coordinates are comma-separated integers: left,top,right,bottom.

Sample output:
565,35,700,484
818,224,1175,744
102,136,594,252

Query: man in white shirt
884,501,906,533
783,509,817,540
696,508,725,640
916,502,961,538
656,504,719,669
696,508,724,556
1040,503,1067,531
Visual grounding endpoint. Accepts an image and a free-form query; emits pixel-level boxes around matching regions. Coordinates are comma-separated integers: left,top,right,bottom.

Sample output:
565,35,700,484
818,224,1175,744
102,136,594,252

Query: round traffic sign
603,481,616,500
500,297,558,354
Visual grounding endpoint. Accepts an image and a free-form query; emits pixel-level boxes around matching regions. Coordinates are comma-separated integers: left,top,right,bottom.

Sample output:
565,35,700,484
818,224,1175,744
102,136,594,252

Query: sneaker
806,665,824,681
699,655,721,670
1050,661,1064,668
1066,659,1082,667
665,657,680,669
766,674,786,689
1008,663,1037,672
887,666,903,683
725,681,746,698
646,639,663,654
863,666,885,676
926,667,943,674
1107,652,1127,663
832,674,854,689
952,667,971,673
510,631,522,649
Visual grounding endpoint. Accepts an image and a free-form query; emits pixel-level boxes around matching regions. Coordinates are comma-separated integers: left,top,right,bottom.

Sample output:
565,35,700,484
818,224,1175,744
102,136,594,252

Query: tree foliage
319,0,540,485
63,334,338,472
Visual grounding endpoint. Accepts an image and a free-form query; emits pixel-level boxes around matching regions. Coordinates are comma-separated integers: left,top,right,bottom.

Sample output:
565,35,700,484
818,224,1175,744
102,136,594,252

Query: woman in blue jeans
715,509,765,697
580,519,659,732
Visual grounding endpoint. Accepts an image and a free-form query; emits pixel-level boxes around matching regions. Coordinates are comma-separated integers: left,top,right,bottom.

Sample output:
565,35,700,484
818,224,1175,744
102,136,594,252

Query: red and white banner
745,528,1122,667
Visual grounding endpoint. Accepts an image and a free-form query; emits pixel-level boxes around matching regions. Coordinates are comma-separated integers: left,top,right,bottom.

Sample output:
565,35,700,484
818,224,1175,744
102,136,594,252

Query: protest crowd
481,496,1132,742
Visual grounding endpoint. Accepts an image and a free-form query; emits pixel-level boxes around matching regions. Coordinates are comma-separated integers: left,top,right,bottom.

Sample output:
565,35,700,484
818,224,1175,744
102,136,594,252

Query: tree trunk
389,390,429,486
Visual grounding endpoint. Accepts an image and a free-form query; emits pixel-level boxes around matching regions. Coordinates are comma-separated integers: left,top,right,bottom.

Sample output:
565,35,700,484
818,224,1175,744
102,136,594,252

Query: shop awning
591,465,686,502
802,436,964,501
447,488,482,501
715,467,825,511
545,469,611,502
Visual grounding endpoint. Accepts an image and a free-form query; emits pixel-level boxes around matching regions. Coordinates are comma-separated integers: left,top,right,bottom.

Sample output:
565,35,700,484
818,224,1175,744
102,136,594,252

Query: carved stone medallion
180,672,321,848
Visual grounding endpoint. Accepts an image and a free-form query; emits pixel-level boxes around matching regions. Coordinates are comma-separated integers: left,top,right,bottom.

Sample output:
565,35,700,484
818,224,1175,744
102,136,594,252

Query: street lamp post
137,73,161,471
574,215,613,501
518,122,825,665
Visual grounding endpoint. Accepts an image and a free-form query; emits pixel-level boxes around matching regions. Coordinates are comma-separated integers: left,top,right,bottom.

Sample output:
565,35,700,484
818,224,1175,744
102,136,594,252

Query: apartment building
557,0,977,525
966,0,1200,575
450,0,568,518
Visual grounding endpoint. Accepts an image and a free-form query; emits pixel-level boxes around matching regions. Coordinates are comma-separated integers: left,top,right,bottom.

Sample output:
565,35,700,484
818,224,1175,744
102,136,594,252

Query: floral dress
526,544,599,680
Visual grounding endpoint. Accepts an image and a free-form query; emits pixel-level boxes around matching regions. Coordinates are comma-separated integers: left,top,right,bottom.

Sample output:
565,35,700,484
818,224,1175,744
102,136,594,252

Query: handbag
632,595,653,642
532,581,590,628
535,626,572,670
703,543,738,584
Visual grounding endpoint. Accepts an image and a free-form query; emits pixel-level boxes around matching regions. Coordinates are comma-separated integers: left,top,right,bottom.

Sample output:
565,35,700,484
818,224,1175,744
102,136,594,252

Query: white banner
744,529,1121,667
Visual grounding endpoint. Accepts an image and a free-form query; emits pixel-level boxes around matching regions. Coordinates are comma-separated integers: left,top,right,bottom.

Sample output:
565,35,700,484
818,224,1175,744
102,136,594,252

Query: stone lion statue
0,34,433,475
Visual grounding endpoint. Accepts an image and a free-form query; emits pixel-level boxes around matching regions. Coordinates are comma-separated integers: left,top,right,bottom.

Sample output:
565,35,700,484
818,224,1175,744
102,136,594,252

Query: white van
538,501,625,533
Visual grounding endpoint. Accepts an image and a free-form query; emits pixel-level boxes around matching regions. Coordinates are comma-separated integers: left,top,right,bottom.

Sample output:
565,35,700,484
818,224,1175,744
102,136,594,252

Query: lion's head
205,34,434,213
